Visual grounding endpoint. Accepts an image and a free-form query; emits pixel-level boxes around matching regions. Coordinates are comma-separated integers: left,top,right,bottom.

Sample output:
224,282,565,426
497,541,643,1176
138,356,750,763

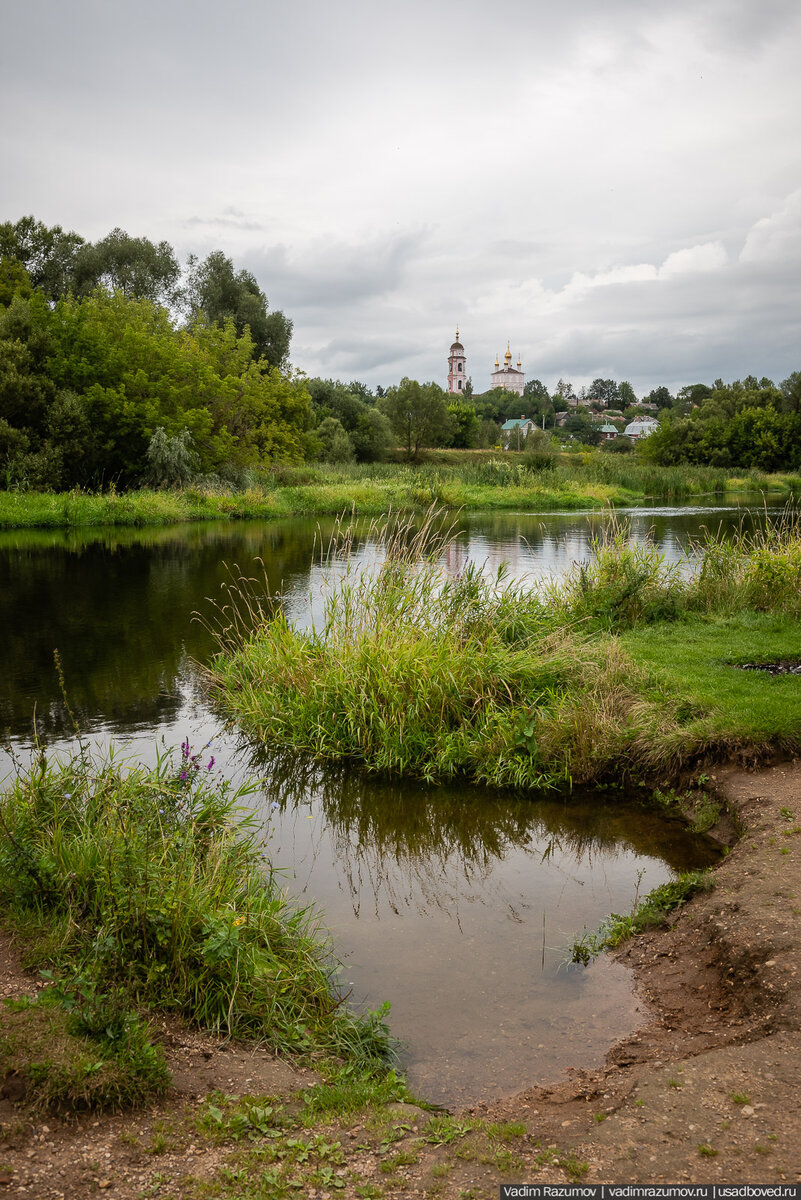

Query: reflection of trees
243,745,719,918
0,518,331,740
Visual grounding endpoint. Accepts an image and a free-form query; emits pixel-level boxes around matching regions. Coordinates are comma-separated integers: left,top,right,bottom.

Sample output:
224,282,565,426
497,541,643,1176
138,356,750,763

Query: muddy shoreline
0,760,799,1195
484,759,801,1185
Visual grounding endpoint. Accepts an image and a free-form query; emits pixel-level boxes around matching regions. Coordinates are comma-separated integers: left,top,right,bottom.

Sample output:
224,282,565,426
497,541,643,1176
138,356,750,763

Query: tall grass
0,743,393,1066
689,506,801,616
206,506,801,788
0,455,793,530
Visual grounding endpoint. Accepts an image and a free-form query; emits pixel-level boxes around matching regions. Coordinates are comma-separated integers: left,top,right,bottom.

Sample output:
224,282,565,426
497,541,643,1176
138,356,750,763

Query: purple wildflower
179,769,188,781
207,757,215,771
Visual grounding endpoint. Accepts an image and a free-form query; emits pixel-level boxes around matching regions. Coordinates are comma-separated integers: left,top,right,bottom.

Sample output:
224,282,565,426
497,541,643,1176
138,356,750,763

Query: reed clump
206,506,801,788
0,743,393,1098
689,508,801,617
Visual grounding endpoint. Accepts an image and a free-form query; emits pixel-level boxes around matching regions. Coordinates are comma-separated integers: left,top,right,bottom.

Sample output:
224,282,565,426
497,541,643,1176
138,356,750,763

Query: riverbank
0,760,798,1194
0,746,392,1113
0,455,796,529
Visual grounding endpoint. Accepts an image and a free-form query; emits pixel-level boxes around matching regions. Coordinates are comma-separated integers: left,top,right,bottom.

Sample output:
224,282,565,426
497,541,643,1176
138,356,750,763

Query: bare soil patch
0,760,800,1197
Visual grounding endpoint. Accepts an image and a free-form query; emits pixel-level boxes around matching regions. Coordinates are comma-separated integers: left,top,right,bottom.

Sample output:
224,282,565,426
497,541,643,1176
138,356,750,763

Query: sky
2,0,801,397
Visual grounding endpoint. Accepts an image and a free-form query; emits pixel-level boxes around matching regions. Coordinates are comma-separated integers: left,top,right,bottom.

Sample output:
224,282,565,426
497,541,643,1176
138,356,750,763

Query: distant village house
500,417,536,449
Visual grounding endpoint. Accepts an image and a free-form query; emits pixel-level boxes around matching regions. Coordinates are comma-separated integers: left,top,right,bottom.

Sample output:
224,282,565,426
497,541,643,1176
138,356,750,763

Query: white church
447,331,525,397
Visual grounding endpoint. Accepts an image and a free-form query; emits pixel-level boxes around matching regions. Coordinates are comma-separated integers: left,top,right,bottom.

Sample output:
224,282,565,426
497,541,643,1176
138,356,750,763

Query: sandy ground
0,759,800,1197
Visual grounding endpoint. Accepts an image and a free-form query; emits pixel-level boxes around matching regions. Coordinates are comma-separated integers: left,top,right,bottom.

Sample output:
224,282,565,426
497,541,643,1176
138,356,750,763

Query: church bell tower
447,329,467,393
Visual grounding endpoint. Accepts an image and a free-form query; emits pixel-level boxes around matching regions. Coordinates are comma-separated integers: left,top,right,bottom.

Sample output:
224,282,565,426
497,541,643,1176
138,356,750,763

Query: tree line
0,217,307,489
2,215,800,486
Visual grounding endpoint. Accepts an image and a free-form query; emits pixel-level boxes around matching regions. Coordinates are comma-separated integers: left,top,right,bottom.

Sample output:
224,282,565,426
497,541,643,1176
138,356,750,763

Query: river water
1,504,763,1105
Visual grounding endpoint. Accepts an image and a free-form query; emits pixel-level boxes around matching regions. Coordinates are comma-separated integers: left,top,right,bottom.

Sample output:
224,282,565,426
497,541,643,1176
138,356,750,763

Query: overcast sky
3,0,800,396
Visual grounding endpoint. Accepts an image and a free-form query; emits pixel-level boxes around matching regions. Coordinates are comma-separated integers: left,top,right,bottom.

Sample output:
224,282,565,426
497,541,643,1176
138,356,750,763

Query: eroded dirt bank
0,761,800,1197
483,759,801,1186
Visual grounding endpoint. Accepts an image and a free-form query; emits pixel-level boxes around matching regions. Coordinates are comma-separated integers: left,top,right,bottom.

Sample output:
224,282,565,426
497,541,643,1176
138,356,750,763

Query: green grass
619,612,801,756
569,870,715,963
206,508,801,791
0,986,170,1112
0,453,793,530
0,743,394,1109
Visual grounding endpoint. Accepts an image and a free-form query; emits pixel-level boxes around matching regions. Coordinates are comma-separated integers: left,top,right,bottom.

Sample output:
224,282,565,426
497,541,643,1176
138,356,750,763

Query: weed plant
569,870,714,964
0,744,393,1068
0,985,170,1111
206,505,801,788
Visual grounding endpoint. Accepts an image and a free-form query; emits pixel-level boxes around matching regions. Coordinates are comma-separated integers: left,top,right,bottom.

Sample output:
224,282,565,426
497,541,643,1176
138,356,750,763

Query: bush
143,427,199,488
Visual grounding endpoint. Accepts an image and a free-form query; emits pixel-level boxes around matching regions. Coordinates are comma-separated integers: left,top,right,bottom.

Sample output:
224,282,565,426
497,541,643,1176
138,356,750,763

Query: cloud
246,232,428,310
2,0,799,396
182,208,270,233
739,188,801,266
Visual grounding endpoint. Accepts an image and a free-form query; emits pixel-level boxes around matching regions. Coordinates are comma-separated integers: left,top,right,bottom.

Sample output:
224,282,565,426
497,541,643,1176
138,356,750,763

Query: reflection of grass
208,508,801,790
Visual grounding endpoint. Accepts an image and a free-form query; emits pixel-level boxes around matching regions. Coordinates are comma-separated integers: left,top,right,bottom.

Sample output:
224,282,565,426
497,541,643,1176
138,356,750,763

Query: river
1,504,762,1104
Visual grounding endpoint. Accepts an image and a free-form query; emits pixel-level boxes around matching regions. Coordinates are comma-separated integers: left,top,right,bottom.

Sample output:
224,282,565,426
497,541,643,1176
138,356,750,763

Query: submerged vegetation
206,507,801,790
0,743,393,1109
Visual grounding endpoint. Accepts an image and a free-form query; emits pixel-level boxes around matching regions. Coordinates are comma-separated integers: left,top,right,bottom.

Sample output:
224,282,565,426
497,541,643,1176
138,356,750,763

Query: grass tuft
205,506,801,790
0,742,394,1097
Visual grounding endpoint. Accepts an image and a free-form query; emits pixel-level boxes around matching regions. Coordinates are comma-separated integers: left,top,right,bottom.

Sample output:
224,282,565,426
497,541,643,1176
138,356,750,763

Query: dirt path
1,760,800,1197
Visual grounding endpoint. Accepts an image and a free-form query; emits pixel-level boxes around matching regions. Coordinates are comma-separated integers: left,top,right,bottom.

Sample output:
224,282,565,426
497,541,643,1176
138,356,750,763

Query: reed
206,505,801,788
0,455,792,530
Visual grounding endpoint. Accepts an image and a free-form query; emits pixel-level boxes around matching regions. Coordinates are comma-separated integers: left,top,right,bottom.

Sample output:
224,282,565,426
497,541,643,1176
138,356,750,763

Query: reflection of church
447,331,525,396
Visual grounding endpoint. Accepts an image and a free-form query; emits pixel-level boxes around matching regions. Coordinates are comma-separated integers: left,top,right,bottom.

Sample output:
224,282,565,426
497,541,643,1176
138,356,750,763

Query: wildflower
207,756,215,771
179,770,188,781
181,737,190,760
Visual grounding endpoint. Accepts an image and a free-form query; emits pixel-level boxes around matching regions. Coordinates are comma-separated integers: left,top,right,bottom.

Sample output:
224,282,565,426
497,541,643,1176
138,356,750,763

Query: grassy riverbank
206,511,801,789
0,744,392,1110
0,456,797,530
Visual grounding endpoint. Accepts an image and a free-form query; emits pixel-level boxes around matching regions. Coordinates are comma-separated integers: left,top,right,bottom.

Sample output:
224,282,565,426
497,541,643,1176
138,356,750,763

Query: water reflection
0,504,783,741
1,507,738,1105
240,749,719,1103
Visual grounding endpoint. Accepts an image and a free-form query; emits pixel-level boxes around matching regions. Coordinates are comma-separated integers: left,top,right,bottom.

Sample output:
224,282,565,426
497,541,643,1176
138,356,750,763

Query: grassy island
206,509,801,790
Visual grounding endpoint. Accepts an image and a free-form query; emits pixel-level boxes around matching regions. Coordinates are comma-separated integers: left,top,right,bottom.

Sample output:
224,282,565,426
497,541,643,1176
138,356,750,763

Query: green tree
0,258,33,306
306,378,392,462
780,371,801,413
380,378,451,460
0,215,85,299
186,251,292,366
588,378,620,407
314,416,355,463
74,228,182,306
446,399,479,448
645,386,674,409
144,427,200,488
